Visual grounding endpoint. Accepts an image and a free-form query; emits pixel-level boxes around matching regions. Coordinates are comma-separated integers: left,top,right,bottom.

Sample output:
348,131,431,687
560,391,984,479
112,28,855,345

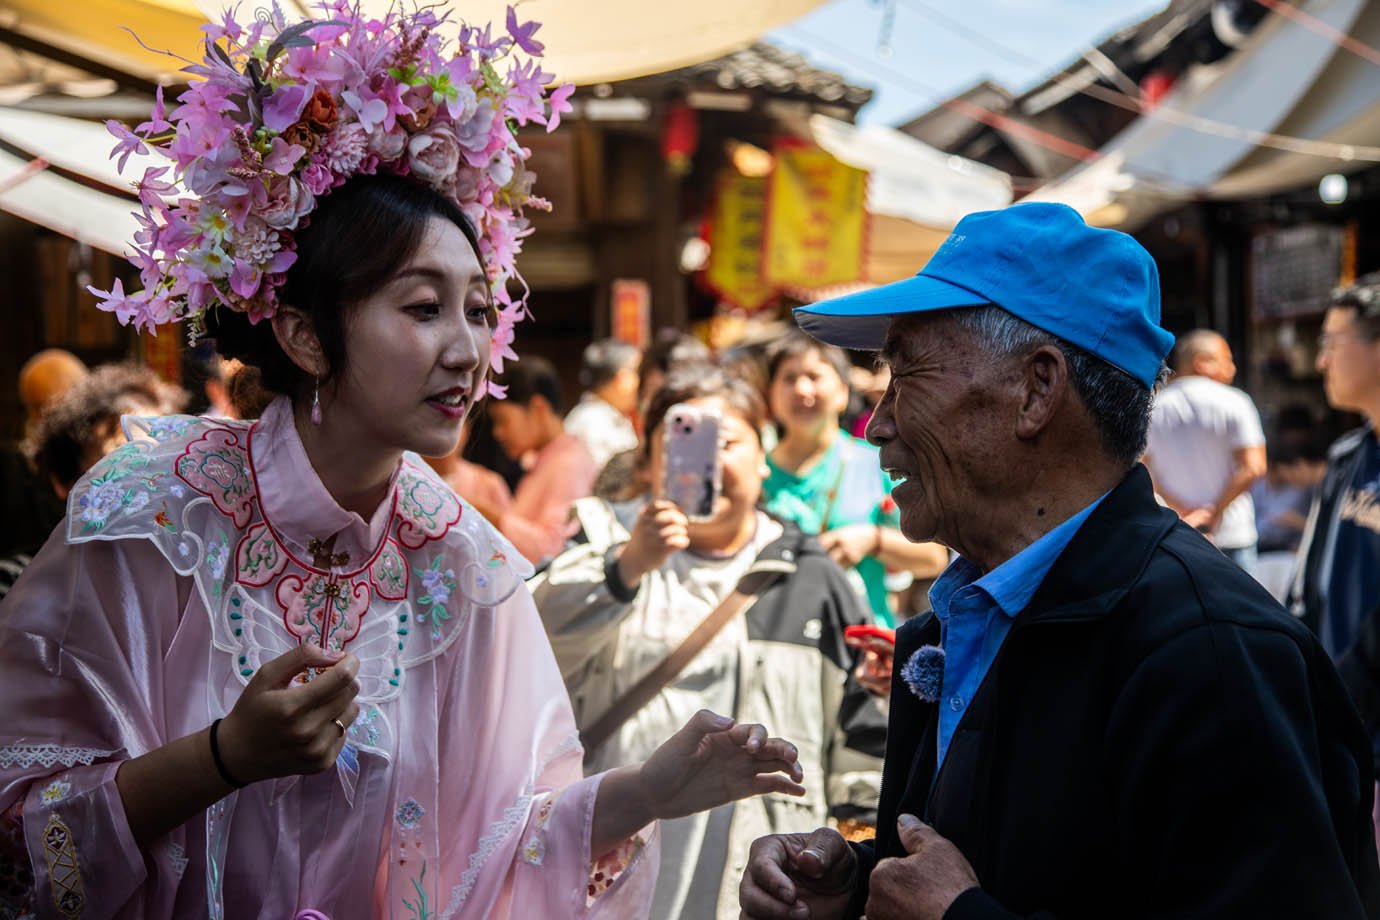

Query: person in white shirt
1144,329,1267,571
565,339,641,471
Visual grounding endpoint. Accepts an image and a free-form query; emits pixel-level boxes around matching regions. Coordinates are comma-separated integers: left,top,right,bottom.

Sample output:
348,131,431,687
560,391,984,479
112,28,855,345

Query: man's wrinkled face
866,313,1014,549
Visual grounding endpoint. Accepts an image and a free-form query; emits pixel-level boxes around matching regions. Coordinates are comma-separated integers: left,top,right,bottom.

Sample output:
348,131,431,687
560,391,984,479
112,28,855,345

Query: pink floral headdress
91,1,574,394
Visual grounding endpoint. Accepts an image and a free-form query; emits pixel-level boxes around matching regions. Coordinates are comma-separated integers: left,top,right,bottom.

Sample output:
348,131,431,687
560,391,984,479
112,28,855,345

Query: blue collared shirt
929,494,1108,771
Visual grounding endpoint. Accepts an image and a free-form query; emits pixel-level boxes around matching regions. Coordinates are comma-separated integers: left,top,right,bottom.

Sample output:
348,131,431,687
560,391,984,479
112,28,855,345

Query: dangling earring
310,376,322,426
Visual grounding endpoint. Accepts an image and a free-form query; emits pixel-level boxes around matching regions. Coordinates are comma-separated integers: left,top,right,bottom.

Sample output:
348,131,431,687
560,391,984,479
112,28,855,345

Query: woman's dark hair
640,366,767,460
205,173,485,395
26,363,188,490
765,330,852,388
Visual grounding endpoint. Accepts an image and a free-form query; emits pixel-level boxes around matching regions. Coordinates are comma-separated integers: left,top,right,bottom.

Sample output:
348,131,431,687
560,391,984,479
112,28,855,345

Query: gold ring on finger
332,718,346,737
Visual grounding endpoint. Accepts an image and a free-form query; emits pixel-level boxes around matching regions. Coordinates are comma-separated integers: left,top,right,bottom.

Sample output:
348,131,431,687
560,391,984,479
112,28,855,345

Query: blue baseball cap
793,202,1174,389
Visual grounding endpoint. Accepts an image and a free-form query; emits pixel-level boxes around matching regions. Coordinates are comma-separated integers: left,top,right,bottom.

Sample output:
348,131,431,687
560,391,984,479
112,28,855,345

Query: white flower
407,125,461,188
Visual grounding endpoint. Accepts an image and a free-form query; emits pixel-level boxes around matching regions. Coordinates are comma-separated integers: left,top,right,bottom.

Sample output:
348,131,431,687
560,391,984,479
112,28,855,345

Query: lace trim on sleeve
0,745,119,771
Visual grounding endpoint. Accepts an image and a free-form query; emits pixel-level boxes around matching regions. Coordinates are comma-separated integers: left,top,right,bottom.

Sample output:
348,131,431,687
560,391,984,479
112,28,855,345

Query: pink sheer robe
0,397,656,919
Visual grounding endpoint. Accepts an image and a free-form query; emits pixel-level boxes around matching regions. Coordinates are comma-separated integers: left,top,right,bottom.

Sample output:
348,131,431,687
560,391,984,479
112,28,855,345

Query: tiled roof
678,42,873,108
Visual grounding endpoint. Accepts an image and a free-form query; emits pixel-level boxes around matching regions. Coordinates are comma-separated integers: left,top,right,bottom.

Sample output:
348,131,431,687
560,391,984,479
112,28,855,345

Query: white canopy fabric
1029,0,1380,229
0,106,158,255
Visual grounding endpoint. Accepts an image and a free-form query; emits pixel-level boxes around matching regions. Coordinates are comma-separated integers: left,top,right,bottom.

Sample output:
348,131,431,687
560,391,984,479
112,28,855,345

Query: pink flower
263,137,306,176
320,122,369,174
541,84,575,134
367,125,406,162
301,160,334,195
88,278,142,327
407,125,460,188
259,176,314,229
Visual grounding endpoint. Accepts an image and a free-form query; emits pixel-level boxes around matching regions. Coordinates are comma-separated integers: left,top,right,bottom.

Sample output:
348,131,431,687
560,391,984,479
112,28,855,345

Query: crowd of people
2,4,1380,919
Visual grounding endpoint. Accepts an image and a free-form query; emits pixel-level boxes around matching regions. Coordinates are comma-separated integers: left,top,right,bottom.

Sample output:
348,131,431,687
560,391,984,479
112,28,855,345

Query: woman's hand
217,643,361,784
617,499,689,585
638,710,805,821
819,523,878,569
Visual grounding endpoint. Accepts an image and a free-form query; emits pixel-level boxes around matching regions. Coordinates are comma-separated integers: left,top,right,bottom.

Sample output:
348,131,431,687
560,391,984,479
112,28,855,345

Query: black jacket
847,465,1380,919
1290,426,1380,772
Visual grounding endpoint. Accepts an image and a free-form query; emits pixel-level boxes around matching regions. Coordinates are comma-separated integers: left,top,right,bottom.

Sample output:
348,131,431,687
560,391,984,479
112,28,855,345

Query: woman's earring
310,377,322,426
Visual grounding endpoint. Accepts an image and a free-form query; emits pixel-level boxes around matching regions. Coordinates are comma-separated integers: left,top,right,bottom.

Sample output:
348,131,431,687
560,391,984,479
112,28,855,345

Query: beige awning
0,106,159,255
0,0,828,87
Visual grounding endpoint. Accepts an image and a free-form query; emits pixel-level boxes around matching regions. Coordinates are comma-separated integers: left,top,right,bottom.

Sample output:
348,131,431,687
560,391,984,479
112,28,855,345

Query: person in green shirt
763,331,948,626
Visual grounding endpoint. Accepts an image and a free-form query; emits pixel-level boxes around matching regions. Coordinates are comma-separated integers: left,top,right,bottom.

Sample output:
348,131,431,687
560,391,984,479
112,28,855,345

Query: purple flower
900,644,946,703
106,120,148,173
263,84,311,133
506,8,545,55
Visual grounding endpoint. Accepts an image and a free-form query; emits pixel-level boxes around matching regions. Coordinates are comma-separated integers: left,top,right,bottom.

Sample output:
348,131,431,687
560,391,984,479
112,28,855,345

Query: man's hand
1180,506,1219,538
740,827,856,919
864,815,978,920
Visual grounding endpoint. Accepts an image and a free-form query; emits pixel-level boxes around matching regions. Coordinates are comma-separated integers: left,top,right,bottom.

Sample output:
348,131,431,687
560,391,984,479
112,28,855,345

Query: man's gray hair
949,307,1167,467
579,339,641,390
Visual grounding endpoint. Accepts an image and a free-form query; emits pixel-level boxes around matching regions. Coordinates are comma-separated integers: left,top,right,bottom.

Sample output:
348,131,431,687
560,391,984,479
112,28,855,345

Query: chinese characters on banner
704,170,777,312
763,143,867,289
611,278,651,348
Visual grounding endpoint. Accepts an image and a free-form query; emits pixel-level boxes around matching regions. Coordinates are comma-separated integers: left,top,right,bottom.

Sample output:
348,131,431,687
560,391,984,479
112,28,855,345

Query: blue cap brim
794,273,993,350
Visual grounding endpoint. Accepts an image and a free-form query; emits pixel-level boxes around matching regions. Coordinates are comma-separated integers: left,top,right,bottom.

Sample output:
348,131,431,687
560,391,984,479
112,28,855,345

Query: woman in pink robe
0,175,803,918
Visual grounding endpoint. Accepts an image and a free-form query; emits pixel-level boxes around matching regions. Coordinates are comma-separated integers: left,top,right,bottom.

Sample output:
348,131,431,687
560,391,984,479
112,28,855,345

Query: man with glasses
1292,272,1380,808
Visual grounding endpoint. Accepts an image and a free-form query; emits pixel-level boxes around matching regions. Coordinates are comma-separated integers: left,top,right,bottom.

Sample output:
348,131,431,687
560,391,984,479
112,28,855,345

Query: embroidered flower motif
205,536,230,580
170,484,186,498
125,490,151,514
396,470,461,549
520,796,557,865
146,417,195,441
415,557,457,640
350,706,382,746
396,798,425,830
39,780,71,805
901,644,946,703
78,480,126,531
177,540,192,557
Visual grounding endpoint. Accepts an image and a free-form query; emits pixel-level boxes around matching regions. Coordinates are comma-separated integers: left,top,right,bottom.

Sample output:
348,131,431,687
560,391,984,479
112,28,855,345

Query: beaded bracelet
209,718,247,789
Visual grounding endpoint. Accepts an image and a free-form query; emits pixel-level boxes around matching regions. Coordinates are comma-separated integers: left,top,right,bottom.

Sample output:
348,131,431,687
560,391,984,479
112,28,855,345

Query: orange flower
282,121,318,153
303,88,338,132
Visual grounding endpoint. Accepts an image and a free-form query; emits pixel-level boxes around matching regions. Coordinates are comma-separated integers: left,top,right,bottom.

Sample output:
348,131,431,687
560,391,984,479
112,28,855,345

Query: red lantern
1139,70,1176,110
662,99,699,177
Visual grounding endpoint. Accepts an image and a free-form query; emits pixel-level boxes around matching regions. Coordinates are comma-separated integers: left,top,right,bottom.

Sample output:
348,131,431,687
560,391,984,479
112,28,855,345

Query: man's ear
270,307,328,379
1014,345,1068,440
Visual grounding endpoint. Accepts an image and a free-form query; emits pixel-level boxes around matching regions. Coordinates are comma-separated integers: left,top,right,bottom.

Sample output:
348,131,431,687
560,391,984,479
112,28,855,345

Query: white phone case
662,403,722,520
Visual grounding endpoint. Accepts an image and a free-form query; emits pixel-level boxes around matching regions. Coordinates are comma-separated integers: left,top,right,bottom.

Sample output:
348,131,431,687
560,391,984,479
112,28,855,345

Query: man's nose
866,397,896,446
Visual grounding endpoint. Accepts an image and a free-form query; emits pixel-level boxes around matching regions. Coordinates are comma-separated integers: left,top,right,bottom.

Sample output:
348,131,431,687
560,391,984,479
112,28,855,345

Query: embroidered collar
249,396,402,568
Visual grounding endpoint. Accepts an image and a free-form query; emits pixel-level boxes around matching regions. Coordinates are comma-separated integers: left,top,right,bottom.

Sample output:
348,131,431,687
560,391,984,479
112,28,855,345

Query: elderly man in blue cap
739,203,1380,920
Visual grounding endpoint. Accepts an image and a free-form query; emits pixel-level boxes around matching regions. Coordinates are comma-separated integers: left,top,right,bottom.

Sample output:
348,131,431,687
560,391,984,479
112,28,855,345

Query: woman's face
327,216,493,459
769,349,850,436
648,396,766,538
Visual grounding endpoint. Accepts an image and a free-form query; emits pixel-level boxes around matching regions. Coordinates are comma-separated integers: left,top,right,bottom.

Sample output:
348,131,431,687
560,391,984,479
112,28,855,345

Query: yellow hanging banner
763,143,867,289
704,170,777,313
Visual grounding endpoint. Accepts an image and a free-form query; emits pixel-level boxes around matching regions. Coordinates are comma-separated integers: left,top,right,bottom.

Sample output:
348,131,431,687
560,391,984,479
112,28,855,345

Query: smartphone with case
661,403,722,521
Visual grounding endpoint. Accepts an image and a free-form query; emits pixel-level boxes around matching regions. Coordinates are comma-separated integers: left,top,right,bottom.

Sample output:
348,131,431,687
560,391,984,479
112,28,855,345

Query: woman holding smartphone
0,8,803,918
531,366,886,920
